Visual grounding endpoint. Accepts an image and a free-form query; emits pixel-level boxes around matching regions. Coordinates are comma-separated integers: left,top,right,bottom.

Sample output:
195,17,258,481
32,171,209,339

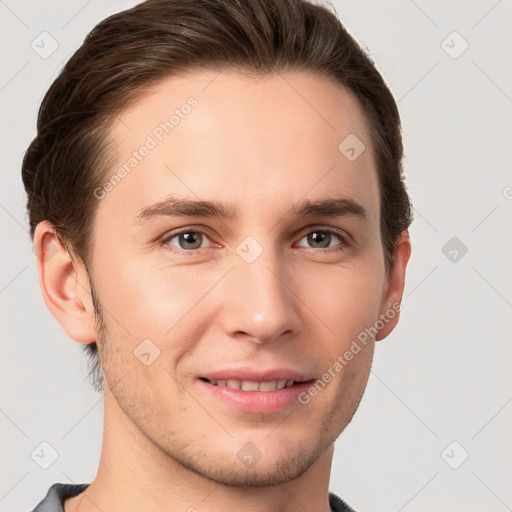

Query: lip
199,367,314,383
197,379,313,413
196,367,315,414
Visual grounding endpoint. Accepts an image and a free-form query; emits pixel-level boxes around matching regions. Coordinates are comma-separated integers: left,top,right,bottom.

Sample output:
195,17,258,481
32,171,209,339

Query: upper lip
200,367,315,383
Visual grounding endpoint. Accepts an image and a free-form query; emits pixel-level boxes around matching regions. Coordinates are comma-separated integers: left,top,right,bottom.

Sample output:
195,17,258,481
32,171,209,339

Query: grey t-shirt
30,483,356,511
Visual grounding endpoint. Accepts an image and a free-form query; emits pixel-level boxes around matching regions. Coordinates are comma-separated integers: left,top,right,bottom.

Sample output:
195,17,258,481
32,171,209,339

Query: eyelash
159,226,350,255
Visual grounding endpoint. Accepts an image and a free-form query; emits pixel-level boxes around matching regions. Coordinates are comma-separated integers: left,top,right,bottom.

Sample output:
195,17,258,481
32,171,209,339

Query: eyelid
159,224,352,253
159,225,218,248
296,224,351,242
294,225,350,249
300,223,344,234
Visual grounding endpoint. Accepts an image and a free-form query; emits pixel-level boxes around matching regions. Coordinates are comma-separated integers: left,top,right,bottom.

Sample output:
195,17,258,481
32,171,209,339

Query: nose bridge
219,237,300,343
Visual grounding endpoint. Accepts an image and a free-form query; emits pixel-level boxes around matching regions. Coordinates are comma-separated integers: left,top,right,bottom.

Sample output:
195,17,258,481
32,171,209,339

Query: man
23,0,412,510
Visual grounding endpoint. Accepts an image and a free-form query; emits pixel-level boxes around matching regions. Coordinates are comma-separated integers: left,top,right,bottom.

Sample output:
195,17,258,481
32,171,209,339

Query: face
87,70,393,486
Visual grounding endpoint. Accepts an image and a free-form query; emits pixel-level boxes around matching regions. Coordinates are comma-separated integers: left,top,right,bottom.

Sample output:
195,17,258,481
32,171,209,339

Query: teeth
226,379,241,390
241,381,259,391
208,379,297,391
259,381,278,391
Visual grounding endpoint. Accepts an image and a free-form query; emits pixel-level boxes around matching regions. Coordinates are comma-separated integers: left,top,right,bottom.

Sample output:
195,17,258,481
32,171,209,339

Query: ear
33,220,97,345
375,229,412,341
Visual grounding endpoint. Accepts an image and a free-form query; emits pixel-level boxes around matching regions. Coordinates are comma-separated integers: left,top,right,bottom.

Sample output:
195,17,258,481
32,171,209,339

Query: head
23,0,412,487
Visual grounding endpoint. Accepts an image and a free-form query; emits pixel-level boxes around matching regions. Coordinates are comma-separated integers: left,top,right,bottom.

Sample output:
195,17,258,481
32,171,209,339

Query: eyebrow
135,194,369,224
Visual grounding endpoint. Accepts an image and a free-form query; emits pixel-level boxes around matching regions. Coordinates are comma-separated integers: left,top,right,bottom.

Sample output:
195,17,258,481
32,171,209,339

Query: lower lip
197,379,313,414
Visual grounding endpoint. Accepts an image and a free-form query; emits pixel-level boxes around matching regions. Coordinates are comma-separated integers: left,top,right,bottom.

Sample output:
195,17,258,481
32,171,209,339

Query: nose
218,246,302,345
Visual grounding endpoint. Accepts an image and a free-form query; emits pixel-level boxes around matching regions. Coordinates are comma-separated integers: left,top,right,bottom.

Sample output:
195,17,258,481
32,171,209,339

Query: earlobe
33,221,97,345
375,229,412,341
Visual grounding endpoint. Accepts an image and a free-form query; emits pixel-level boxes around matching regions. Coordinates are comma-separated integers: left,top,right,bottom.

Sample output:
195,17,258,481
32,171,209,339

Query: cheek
94,259,222,364
303,263,385,348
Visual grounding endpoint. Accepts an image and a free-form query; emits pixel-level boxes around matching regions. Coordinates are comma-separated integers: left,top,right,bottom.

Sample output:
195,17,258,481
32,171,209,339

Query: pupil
181,232,201,249
309,231,330,248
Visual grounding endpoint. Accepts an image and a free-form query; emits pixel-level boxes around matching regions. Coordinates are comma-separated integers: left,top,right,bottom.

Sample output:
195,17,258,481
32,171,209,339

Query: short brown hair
22,0,413,392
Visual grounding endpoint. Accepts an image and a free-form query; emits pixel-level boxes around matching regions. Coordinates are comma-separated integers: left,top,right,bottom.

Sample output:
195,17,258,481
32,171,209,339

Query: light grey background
1,1,511,511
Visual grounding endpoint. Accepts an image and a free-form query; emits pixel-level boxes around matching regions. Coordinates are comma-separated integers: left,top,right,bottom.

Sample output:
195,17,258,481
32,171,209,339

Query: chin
187,453,317,487
167,429,331,488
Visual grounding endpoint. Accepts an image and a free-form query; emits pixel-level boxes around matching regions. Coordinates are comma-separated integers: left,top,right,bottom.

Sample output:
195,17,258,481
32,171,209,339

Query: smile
201,378,298,392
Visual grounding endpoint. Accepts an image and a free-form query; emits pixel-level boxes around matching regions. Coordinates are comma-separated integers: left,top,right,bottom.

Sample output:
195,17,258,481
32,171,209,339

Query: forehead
102,69,379,228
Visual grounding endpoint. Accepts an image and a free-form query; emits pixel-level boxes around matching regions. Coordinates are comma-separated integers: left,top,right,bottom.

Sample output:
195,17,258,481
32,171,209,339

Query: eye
159,227,349,255
161,229,213,252
296,228,348,252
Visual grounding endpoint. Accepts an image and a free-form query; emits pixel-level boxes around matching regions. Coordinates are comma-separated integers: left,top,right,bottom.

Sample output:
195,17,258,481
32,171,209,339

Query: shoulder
329,491,358,512
29,483,90,512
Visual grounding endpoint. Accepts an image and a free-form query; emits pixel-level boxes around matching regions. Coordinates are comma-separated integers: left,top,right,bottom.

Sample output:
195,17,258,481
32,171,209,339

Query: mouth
196,372,316,414
199,377,310,392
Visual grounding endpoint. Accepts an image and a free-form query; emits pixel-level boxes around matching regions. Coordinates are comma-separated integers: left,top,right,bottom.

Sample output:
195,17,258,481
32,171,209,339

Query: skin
34,70,411,512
